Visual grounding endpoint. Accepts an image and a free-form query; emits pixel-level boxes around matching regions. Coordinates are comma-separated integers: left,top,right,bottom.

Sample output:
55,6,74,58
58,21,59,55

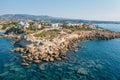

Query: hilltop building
18,21,30,29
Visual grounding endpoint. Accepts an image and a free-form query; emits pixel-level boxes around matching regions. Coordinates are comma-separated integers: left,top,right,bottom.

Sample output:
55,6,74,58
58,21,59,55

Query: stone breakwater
12,30,120,66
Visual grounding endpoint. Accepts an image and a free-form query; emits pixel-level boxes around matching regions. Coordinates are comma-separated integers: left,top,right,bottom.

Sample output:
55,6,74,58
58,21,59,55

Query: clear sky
0,0,120,21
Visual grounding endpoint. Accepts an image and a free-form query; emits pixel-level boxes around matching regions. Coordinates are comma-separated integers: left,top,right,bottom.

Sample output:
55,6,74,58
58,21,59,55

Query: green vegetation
26,27,36,31
68,26,79,31
34,29,60,39
10,22,18,26
1,22,18,30
29,22,34,26
62,25,80,32
5,27,25,34
62,23,68,28
26,25,45,31
1,24,7,30
80,27,94,31
26,22,35,31
63,25,94,32
41,25,45,30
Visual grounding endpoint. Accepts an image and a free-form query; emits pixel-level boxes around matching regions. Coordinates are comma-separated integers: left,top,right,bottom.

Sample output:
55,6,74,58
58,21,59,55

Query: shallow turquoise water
0,24,120,80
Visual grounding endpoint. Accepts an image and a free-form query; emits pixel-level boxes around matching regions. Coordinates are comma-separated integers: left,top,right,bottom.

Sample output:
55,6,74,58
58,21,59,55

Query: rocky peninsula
1,25,120,66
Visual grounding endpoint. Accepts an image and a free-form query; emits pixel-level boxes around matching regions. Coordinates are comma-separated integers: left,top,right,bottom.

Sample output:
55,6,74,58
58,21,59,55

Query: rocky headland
1,26,120,66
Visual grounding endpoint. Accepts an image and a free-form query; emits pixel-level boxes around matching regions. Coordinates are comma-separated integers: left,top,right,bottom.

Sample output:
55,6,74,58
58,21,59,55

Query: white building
18,21,30,28
24,22,30,28
67,23,79,26
88,24,96,29
19,21,24,26
18,21,25,28
37,24,41,29
51,23,59,27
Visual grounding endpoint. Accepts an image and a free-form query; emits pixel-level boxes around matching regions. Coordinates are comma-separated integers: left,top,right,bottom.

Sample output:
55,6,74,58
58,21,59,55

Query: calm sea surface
0,24,120,80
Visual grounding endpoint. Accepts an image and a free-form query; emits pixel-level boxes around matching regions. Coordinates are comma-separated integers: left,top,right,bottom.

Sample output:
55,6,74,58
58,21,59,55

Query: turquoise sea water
0,24,120,80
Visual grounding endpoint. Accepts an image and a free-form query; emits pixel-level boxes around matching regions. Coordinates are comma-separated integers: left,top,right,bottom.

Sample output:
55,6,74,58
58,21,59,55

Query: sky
0,0,120,21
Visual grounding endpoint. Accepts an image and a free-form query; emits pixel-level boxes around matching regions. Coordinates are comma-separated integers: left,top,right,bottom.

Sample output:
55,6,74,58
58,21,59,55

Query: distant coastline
0,14,120,24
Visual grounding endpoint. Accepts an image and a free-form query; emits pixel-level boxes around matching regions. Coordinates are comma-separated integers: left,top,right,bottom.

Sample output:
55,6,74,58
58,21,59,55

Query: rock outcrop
12,30,120,66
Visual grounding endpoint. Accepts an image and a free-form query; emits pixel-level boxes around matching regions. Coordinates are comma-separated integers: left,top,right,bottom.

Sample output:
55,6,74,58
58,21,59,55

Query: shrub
34,29,60,39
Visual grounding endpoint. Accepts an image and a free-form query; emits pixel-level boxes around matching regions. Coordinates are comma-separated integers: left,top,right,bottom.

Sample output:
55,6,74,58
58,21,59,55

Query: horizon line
0,13,120,22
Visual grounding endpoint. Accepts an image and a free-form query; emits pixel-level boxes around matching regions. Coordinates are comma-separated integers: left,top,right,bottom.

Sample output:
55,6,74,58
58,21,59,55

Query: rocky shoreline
1,26,120,66
0,30,5,32
8,29,120,66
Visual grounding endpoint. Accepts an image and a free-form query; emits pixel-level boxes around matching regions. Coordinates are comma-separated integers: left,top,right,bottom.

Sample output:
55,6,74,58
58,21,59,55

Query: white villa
18,21,30,29
88,24,97,29
51,23,59,27
45,23,62,31
67,23,80,26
